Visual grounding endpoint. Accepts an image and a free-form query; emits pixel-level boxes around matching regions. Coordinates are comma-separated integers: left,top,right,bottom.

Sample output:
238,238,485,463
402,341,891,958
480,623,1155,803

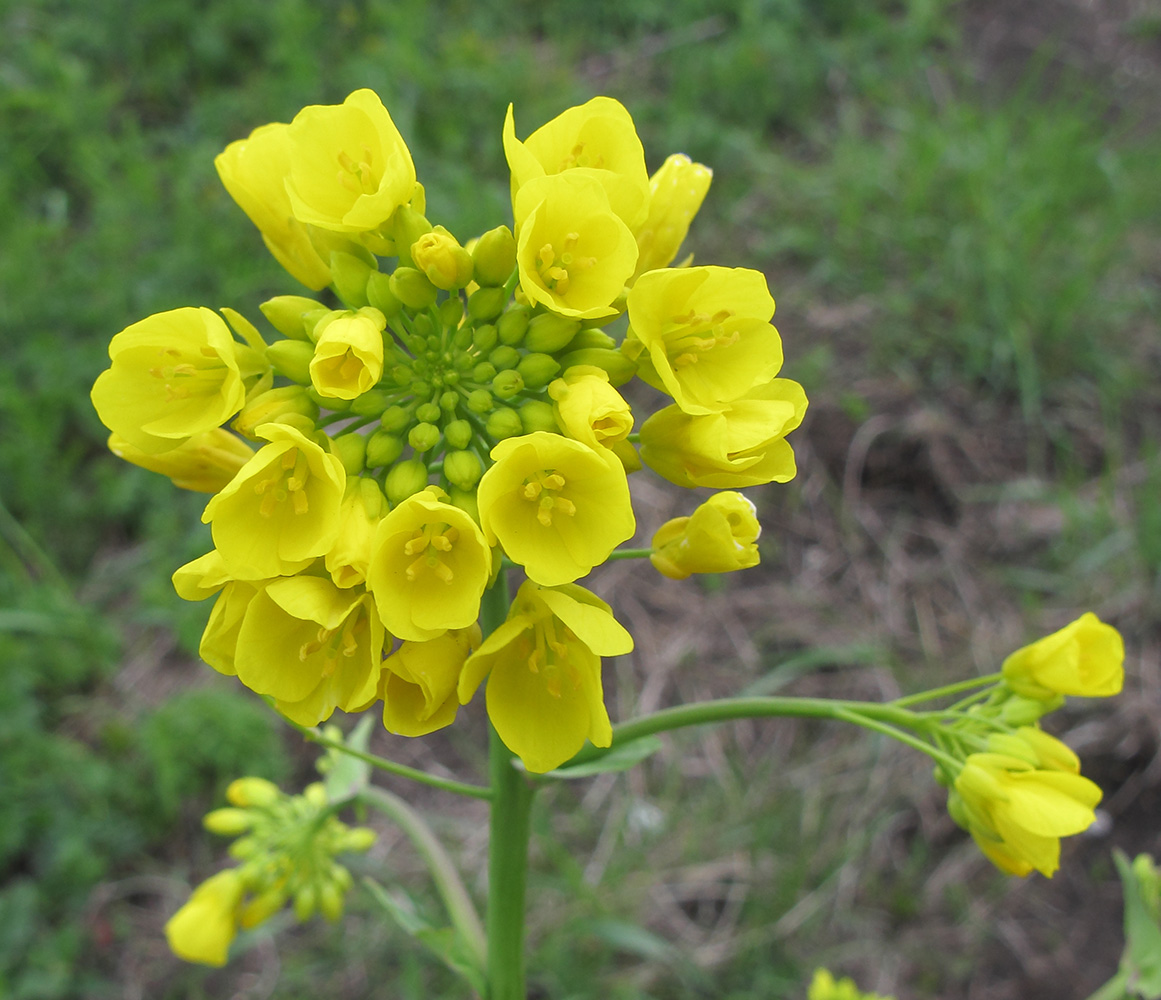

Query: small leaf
322,715,374,804
1115,850,1161,999
541,735,664,779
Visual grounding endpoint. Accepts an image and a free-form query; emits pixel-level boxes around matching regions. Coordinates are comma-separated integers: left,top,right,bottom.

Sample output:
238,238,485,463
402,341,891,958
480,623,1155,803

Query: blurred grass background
1,0,1159,996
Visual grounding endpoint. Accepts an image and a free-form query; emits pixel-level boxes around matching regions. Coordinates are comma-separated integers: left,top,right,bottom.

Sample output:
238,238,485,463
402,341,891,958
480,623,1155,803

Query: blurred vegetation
1,0,1158,996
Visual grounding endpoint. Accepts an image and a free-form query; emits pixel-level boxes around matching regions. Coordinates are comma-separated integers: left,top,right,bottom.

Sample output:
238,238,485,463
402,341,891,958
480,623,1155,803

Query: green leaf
321,715,374,804
1115,850,1161,999
541,735,664,779
363,878,487,995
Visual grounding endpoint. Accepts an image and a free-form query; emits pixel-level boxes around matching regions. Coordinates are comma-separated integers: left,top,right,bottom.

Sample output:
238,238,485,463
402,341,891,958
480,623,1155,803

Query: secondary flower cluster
934,613,1124,878
90,90,805,774
165,777,375,967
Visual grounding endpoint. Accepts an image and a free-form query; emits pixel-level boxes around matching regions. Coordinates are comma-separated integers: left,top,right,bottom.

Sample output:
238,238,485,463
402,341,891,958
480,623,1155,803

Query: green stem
482,574,536,1000
288,721,492,800
891,673,1001,708
605,547,653,562
361,785,487,968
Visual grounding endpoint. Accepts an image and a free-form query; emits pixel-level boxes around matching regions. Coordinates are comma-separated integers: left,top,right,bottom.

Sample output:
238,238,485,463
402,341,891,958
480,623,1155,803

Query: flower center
559,142,604,171
336,145,379,196
148,345,226,402
520,470,576,527
253,448,312,517
665,308,737,369
299,612,364,678
535,233,595,296
402,522,459,583
527,618,581,698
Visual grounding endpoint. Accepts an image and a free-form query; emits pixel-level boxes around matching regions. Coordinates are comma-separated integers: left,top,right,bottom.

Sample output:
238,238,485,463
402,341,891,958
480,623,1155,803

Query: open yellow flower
381,625,481,737
309,309,387,400
503,98,650,230
215,122,333,290
284,89,416,234
1002,612,1125,699
477,432,635,587
165,868,243,967
326,476,389,589
234,576,386,725
639,378,807,488
513,172,638,320
548,365,634,453
171,550,265,677
367,486,492,641
650,491,761,580
632,153,713,281
458,581,633,773
108,428,253,493
952,748,1102,877
202,423,346,580
91,307,248,454
625,266,782,413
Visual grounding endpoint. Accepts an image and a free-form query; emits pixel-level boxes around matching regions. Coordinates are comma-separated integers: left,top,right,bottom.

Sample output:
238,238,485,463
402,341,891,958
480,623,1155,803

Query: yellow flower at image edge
91,307,248,454
165,868,243,967
458,581,633,773
1002,612,1125,699
477,432,635,587
202,422,346,580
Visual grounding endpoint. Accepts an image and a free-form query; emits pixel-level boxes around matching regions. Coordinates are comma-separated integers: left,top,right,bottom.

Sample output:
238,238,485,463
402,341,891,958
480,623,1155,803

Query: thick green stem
481,574,536,1000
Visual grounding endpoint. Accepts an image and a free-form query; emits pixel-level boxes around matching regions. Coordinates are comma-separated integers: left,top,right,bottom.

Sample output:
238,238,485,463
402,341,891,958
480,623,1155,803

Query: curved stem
288,721,492,800
481,574,536,1000
891,673,1001,707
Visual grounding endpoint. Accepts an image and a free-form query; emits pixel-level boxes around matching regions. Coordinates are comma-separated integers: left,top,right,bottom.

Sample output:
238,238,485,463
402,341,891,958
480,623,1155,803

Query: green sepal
539,736,664,779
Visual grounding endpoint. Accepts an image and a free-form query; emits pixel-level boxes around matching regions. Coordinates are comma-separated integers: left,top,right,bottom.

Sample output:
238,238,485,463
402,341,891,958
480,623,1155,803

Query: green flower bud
340,827,377,853
408,421,441,452
306,388,350,411
318,880,345,922
441,297,466,332
350,388,392,418
228,835,259,860
304,782,328,807
293,883,317,922
331,432,366,475
473,361,497,383
444,449,483,490
203,807,253,836
452,322,473,351
381,405,411,432
303,307,333,342
260,295,324,340
472,323,498,354
391,204,433,267
389,266,439,311
390,365,412,387
467,285,507,321
416,401,441,423
366,271,403,317
409,379,432,399
524,313,581,353
519,399,559,434
516,352,561,388
492,369,524,399
467,389,494,414
330,251,374,308
559,347,637,386
265,339,316,385
564,326,617,351
233,385,319,438
448,487,479,522
471,224,517,286
497,304,532,345
238,886,287,929
444,419,473,450
439,390,459,412
366,430,404,469
385,457,429,504
999,693,1060,727
413,226,474,290
489,345,520,371
486,407,522,440
226,777,281,808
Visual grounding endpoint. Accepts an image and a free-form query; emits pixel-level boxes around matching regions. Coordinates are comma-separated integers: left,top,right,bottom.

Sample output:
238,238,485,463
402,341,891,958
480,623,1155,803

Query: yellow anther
291,487,310,515
543,473,566,490
523,482,542,500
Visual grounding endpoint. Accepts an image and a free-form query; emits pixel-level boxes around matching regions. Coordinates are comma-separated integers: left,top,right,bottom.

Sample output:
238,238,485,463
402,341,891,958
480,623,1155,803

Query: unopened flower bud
471,224,517,286
350,388,392,417
489,346,520,371
260,295,324,340
385,457,429,504
265,339,316,385
293,883,317,922
473,323,499,353
412,227,474,290
485,407,523,440
381,405,410,432
999,693,1060,727
497,304,532,345
365,430,404,469
444,449,483,490
473,361,498,383
467,285,507,321
341,827,378,853
467,389,494,414
366,271,403,317
492,370,524,399
226,777,281,808
415,401,441,423
444,419,472,450
329,250,375,308
391,204,433,266
389,266,439,311
439,390,459,412
519,400,559,433
238,885,287,929
408,421,441,452
330,432,366,475
203,807,253,836
524,313,581,353
448,487,479,522
566,326,617,351
560,347,637,386
318,880,345,922
516,352,561,388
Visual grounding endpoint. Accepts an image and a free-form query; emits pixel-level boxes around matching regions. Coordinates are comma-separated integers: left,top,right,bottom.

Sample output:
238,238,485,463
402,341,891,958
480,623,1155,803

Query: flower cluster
90,91,805,775
936,614,1124,877
165,777,375,967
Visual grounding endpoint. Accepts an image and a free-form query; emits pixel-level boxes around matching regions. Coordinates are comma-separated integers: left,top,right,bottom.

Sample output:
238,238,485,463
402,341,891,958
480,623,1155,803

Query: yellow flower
547,364,634,453
458,581,633,772
503,98,650,230
808,969,894,1000
165,868,243,967
214,122,333,290
367,486,492,641
411,227,474,290
234,576,386,725
513,172,638,320
1002,612,1125,699
625,266,782,413
381,625,481,737
309,309,387,400
284,89,416,235
108,428,253,493
639,378,807,488
477,432,636,587
202,423,346,580
91,307,248,454
632,153,713,281
650,491,761,580
326,476,389,589
172,550,264,676
952,749,1102,877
